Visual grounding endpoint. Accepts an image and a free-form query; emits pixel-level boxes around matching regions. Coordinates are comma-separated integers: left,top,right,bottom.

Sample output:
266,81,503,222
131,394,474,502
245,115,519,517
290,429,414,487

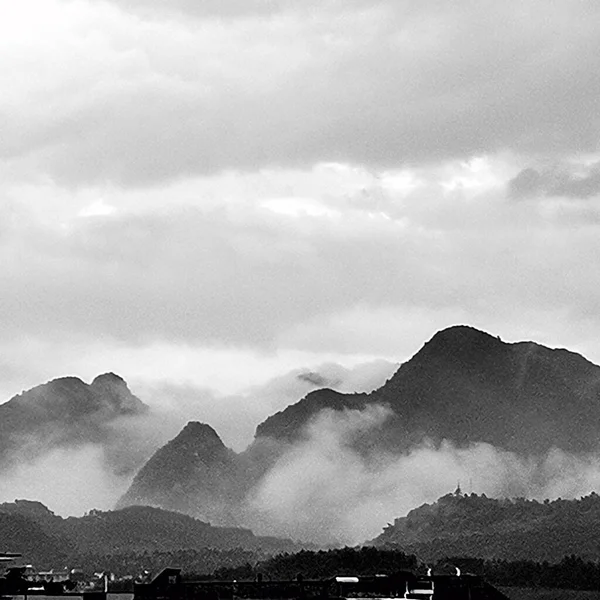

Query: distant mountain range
5,324,600,551
370,490,600,563
117,325,600,527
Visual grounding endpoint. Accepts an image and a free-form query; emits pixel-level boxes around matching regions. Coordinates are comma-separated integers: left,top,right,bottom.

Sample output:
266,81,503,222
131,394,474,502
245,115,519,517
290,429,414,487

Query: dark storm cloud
3,0,600,186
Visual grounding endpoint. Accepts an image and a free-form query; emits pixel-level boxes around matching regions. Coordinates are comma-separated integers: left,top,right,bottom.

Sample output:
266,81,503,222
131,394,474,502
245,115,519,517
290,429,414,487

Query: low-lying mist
134,359,397,452
0,360,396,516
3,360,600,544
244,405,600,545
0,445,130,515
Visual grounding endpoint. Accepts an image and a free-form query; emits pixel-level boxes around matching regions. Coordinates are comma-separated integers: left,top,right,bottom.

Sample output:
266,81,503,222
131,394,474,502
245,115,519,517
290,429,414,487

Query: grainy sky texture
1,0,600,413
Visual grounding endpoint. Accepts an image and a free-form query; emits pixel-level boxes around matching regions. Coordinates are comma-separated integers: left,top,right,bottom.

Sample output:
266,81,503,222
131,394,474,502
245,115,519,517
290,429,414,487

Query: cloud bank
246,405,600,545
3,0,600,185
0,360,396,514
5,375,600,544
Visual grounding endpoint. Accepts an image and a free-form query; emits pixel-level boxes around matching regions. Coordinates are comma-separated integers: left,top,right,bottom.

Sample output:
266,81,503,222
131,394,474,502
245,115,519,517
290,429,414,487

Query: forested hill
0,500,297,569
370,491,600,562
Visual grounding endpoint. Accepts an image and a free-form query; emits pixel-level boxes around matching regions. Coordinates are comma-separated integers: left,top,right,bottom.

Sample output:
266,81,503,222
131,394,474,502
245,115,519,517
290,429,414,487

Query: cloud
507,168,544,199
0,359,395,514
509,162,600,199
3,156,600,370
136,359,397,451
0,445,131,516
102,0,374,20
2,0,600,185
245,405,600,545
0,199,521,347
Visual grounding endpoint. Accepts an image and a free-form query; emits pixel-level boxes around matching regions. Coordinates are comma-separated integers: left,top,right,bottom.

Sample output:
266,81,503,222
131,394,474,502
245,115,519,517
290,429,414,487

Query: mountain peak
381,325,509,381
117,421,244,525
424,325,503,353
173,421,226,449
251,325,600,454
90,372,147,414
0,372,149,473
91,372,127,387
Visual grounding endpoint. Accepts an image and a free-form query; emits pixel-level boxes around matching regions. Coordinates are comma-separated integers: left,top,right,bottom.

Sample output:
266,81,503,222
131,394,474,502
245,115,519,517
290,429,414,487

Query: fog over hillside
7,328,600,547
0,360,396,516
114,327,600,545
244,405,600,544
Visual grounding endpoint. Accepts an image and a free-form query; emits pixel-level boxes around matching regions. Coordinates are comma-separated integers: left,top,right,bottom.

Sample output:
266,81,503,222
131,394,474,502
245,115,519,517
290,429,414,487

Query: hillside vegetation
372,491,600,562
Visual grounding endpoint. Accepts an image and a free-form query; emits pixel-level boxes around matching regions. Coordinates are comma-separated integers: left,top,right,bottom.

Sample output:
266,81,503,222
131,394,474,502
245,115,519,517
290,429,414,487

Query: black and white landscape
5,326,600,551
2,0,600,585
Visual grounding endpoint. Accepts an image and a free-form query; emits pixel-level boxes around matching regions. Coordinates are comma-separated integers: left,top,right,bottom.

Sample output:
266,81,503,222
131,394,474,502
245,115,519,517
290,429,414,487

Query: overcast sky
1,0,600,415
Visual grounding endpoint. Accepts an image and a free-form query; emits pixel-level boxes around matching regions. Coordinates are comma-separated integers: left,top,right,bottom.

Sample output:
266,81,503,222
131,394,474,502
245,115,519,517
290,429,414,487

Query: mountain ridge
117,325,600,533
6,325,600,547
0,499,298,568
369,490,600,562
0,372,149,472
253,325,600,454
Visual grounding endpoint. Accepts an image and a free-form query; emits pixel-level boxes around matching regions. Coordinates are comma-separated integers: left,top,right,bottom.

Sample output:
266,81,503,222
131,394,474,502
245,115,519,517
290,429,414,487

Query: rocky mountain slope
255,325,600,454
370,490,600,562
116,422,250,526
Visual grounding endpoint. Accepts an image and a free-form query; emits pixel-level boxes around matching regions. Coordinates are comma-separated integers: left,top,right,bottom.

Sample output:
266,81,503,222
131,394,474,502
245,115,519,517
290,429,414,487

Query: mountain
254,325,600,454
370,491,600,563
117,325,600,532
0,500,296,568
0,372,148,470
116,422,250,526
60,505,295,555
0,499,63,530
0,508,71,567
